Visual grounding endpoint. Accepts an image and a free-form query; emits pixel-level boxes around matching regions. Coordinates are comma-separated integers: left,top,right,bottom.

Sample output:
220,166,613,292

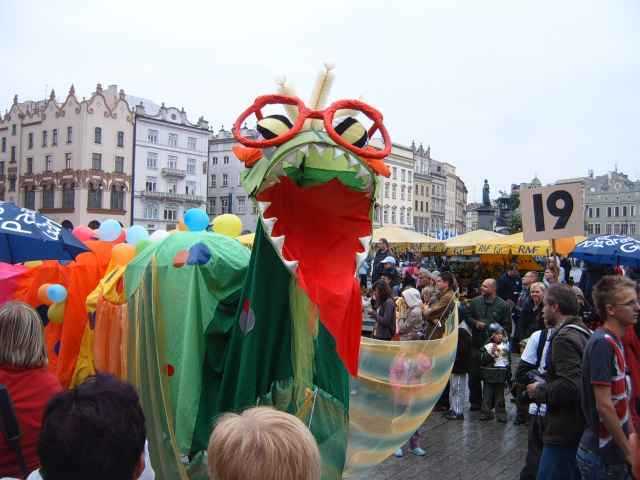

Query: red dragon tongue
257,177,372,375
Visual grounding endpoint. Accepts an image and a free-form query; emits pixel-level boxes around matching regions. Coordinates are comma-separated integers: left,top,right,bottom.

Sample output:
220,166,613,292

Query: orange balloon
177,219,187,231
554,237,577,256
38,283,53,305
111,243,137,266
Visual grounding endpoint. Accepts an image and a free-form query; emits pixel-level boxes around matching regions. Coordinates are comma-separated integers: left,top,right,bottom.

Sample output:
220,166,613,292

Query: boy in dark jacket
446,313,472,420
479,323,510,422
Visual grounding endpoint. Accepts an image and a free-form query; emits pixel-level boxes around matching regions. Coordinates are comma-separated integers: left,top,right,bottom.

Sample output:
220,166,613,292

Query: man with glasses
577,276,640,479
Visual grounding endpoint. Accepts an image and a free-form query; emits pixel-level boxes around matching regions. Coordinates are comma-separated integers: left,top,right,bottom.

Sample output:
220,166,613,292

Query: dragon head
231,89,391,374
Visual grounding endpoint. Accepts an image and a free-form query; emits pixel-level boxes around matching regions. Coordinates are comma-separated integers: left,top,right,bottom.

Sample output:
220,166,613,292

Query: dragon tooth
284,259,299,274
261,217,277,235
258,201,271,214
270,162,286,177
358,235,372,249
299,145,309,155
271,235,285,253
355,165,370,179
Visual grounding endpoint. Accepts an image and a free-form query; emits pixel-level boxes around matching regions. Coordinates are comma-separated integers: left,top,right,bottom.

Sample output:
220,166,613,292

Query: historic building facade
0,84,133,226
207,127,259,232
412,144,432,234
374,142,415,228
132,101,209,232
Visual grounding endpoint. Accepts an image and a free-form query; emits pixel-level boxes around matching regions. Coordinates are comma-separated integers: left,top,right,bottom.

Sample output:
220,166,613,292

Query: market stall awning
442,230,504,256
372,226,437,244
476,232,586,256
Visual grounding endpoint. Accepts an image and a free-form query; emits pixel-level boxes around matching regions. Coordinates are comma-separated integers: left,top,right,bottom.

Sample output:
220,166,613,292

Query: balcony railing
139,190,205,203
161,168,186,178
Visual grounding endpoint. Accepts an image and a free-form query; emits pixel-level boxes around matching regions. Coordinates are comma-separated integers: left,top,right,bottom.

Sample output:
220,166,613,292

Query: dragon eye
334,117,368,148
256,114,294,140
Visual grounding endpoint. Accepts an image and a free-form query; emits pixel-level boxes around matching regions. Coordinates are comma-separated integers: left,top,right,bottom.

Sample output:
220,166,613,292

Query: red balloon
112,229,126,244
73,226,96,242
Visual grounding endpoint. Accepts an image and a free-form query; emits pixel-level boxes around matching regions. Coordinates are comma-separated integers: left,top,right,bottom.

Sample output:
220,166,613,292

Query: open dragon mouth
253,135,377,374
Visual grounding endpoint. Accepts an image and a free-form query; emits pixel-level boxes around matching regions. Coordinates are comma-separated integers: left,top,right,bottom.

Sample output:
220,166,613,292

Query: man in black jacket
526,284,591,480
372,238,391,284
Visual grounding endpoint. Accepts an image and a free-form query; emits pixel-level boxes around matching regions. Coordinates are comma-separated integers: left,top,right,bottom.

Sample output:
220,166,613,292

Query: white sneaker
394,448,404,458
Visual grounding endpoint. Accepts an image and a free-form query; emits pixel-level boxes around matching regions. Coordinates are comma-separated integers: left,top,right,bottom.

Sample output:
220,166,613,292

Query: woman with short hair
0,302,62,478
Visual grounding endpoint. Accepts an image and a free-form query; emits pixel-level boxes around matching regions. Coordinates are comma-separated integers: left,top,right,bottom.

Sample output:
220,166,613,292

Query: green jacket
468,295,511,347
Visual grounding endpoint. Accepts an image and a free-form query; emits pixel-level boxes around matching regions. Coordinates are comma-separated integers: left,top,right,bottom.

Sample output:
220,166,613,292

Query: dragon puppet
125,67,458,479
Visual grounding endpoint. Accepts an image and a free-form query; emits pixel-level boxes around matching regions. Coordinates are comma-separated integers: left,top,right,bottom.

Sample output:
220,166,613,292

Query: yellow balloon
48,301,65,324
212,214,243,237
24,260,44,269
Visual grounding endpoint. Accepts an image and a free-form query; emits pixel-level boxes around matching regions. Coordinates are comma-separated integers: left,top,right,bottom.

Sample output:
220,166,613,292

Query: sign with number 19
521,182,584,242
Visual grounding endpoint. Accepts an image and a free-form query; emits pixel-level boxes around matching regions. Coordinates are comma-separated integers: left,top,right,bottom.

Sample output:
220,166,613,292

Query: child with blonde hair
207,407,321,480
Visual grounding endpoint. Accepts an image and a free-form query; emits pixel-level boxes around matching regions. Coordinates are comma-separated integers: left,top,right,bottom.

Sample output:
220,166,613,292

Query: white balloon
149,229,169,242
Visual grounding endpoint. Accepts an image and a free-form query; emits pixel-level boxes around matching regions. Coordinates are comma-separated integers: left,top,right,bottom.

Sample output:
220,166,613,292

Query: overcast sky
1,0,638,202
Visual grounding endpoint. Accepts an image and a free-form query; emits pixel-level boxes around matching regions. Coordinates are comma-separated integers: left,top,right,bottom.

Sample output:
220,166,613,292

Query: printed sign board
521,183,584,242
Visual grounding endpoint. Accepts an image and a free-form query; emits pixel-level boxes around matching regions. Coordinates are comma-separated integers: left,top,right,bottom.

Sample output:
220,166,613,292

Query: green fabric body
212,221,350,479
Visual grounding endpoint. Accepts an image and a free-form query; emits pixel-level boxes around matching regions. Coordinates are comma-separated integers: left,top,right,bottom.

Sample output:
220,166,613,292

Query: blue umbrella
570,234,640,267
0,202,89,263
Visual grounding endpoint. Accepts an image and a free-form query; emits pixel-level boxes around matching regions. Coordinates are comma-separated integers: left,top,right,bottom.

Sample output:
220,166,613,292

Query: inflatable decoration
212,214,242,238
73,226,96,243
47,284,68,303
124,66,457,479
126,225,150,246
149,229,170,242
184,208,210,232
98,219,122,242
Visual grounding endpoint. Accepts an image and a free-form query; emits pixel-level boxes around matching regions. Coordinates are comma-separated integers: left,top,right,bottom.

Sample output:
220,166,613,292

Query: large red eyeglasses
232,95,392,159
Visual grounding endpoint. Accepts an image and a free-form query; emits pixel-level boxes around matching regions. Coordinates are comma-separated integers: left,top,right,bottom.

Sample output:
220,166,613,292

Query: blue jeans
536,445,580,480
576,446,631,480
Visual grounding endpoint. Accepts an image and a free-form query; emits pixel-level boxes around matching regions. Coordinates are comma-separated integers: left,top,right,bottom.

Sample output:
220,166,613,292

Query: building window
9,178,16,192
415,200,418,210
392,167,397,180
208,197,216,214
52,129,58,146
24,189,35,210
88,184,102,209
28,133,33,149
117,131,125,147
92,153,102,170
187,137,197,150
614,223,621,234
67,126,72,144
615,206,620,217
26,157,33,175
223,174,228,187
146,152,158,169
62,184,75,209
237,196,246,214
586,224,593,235
252,203,258,215
110,185,124,210
185,182,196,196
148,129,158,144
211,174,217,188
164,207,177,221
408,171,412,183
594,223,601,235
383,207,389,224
407,208,412,225
391,207,397,224
621,223,629,235
10,146,15,163
65,152,72,169
167,182,177,194
588,207,593,218
223,156,229,165
1,137,5,152
392,184,397,200
220,196,229,213
623,206,628,217
401,185,405,201
408,186,412,201
606,223,612,235
401,169,406,182
42,130,48,147
168,133,178,147
374,206,380,222
45,155,53,172
144,205,159,219
42,186,54,209
187,159,196,175
631,224,636,236
145,177,157,192
400,207,405,225
212,156,218,165
115,156,124,173
167,155,178,169
632,206,636,217
0,161,4,175
595,207,600,218
384,182,389,199
11,125,16,136
94,127,102,144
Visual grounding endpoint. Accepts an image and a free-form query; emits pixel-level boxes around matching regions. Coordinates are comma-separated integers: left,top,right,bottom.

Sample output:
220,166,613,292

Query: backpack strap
534,329,548,369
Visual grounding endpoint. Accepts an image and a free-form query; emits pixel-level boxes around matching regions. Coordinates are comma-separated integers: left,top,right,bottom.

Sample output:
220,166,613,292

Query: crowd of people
2,236,640,479
363,238,640,479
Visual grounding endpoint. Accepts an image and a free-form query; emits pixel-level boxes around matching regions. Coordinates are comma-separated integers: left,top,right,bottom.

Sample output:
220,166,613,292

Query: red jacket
0,366,62,478
623,326,640,432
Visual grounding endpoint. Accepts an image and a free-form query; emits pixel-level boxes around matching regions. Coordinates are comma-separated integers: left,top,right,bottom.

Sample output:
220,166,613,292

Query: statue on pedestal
482,179,491,207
